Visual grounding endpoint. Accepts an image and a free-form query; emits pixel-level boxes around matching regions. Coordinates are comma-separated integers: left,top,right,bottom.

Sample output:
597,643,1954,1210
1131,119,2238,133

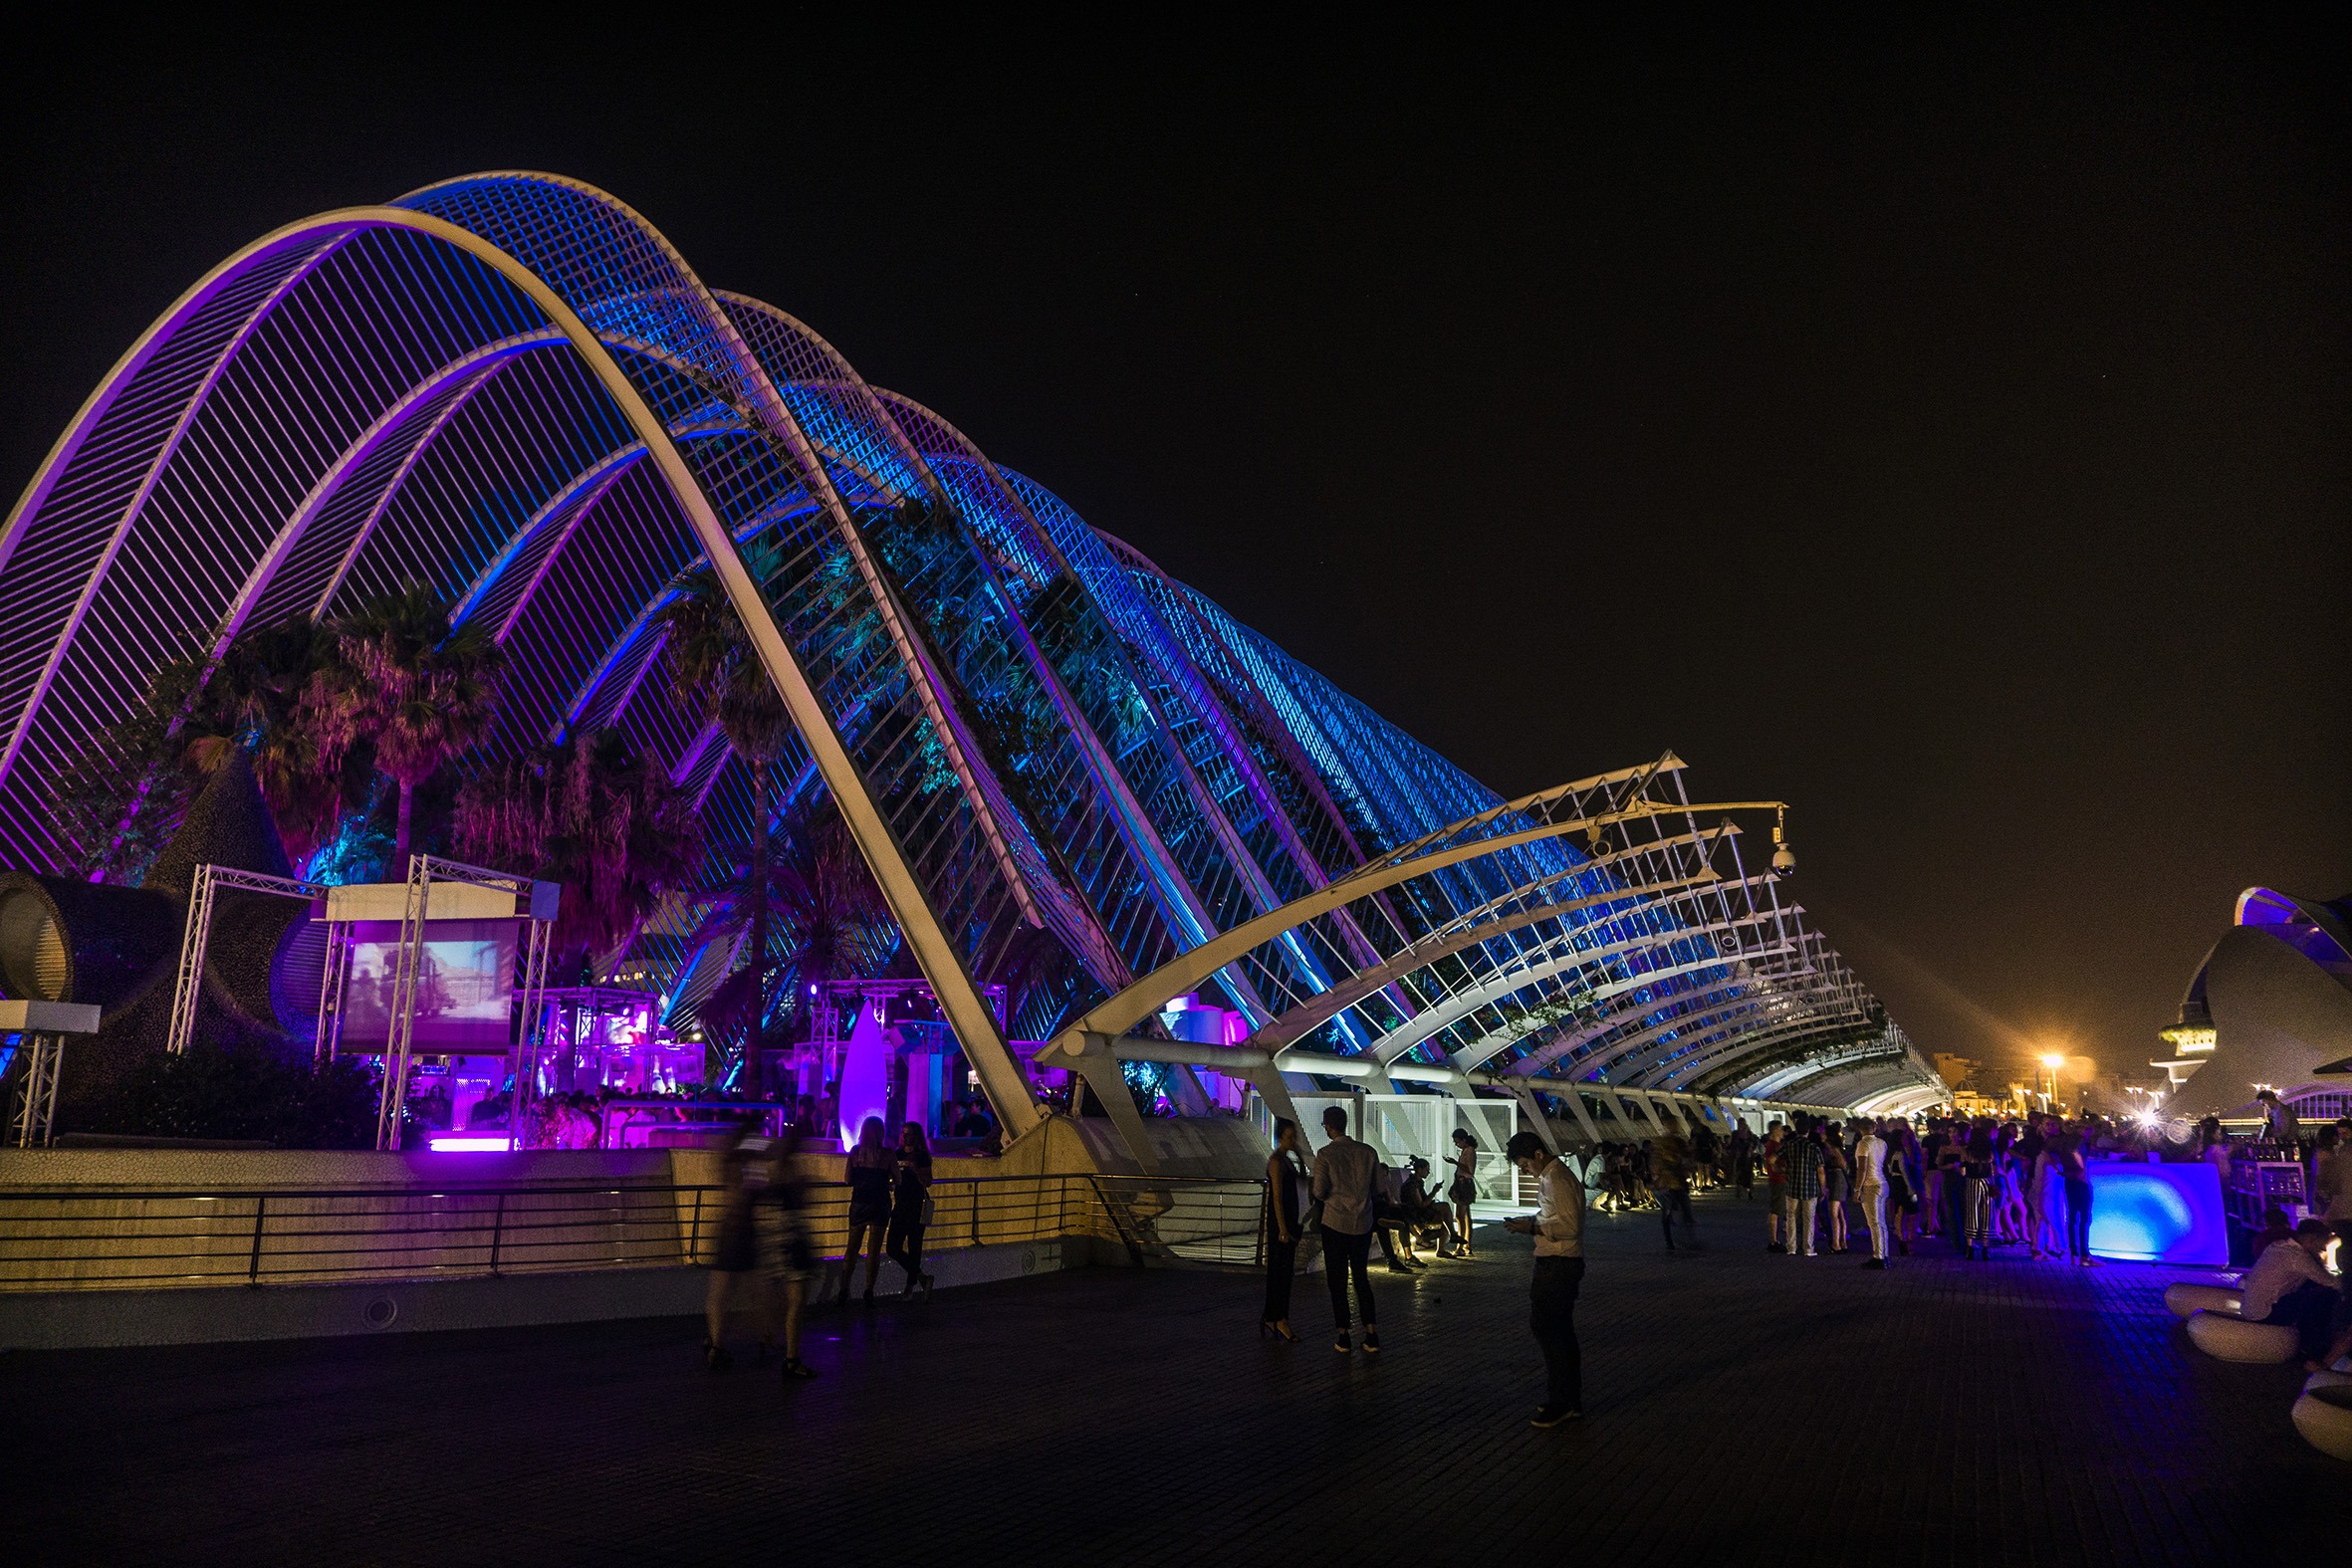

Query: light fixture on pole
2038,1052,2064,1108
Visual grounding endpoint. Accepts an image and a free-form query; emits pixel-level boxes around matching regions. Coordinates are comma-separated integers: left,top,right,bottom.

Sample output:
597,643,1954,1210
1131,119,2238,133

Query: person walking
758,1129,820,1380
1447,1127,1481,1257
1762,1122,1789,1250
1729,1123,1756,1200
837,1115,894,1308
1781,1116,1824,1256
1653,1127,1698,1249
1504,1129,1585,1427
1260,1118,1306,1340
885,1121,934,1300
703,1120,766,1370
1854,1117,1891,1269
1311,1104,1381,1354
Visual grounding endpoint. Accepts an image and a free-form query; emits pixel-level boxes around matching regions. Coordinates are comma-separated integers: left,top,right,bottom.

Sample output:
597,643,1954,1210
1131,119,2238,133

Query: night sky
3,14,2344,1084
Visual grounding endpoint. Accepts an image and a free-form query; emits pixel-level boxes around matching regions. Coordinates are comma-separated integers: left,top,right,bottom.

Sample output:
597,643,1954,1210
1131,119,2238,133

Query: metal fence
0,1173,1271,1293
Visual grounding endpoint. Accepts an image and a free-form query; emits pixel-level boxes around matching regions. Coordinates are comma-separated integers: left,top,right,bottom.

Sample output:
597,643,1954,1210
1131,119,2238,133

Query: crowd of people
701,1113,944,1381
1741,1110,2116,1267
696,1088,2352,1421
1577,1109,2209,1267
1261,1098,2352,1428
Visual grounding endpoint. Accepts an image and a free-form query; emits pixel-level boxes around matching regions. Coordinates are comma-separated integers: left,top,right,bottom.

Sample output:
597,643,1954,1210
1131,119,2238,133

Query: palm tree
452,728,703,970
49,615,355,880
653,564,793,1055
306,585,503,874
681,793,895,1077
197,616,351,863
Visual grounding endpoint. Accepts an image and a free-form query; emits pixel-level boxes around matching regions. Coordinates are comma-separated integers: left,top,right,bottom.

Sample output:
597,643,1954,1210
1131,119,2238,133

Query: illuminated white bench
2291,1383,2352,1461
2185,1309,2300,1364
2162,1282,2241,1320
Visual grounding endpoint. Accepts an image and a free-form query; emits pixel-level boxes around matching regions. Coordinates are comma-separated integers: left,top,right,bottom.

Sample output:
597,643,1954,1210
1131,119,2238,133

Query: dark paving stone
0,1191,2335,1565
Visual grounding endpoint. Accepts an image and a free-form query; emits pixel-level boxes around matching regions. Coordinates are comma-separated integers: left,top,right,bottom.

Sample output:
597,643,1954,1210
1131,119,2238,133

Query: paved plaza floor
2,1190,2336,1564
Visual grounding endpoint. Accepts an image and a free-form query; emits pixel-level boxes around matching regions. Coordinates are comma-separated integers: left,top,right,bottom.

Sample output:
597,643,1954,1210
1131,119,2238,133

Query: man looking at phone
1503,1129,1584,1426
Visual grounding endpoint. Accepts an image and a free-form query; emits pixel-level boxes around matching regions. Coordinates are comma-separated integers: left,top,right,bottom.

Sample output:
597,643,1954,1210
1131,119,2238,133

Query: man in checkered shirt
1779,1116,1826,1257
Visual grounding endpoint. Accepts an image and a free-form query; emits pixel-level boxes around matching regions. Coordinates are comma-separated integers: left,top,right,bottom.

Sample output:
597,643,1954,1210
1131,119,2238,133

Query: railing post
246,1196,267,1286
1255,1179,1267,1268
489,1192,506,1275
689,1189,704,1266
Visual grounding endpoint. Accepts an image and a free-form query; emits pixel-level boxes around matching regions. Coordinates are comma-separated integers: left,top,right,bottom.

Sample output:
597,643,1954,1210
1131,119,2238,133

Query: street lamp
2038,1053,2063,1109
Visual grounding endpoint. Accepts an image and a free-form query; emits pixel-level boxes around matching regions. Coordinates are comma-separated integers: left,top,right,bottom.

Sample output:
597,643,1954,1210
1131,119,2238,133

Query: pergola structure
0,172,1940,1150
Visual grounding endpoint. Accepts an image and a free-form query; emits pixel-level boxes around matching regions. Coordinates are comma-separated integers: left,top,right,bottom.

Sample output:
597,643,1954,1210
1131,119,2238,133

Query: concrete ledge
0,1238,1077,1350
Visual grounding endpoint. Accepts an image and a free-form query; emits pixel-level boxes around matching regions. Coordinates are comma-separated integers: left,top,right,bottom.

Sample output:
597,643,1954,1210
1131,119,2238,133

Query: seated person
2253,1206,2296,1256
1369,1160,1429,1272
1402,1157,1461,1255
2239,1218,2343,1364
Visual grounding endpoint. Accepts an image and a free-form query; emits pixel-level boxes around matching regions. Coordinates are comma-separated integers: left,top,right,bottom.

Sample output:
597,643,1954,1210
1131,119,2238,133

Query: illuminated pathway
2,1196,2330,1561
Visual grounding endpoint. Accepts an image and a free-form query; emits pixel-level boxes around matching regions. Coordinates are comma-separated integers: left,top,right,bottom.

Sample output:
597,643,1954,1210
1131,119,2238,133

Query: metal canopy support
4,1000,99,1149
12,1033,64,1148
1488,1080,1558,1158
166,863,327,1056
370,853,558,1152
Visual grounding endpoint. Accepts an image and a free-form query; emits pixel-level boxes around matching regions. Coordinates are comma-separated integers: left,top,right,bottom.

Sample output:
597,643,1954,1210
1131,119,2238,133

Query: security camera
1770,843,1796,879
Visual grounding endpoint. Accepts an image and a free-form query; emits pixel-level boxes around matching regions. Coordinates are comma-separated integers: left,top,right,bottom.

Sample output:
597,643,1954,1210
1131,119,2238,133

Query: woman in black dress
838,1116,894,1308
886,1121,935,1299
1448,1127,1481,1256
1261,1118,1305,1340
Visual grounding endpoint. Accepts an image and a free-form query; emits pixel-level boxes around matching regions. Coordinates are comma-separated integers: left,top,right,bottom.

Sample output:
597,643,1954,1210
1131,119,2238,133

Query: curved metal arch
212,330,568,652
1477,923,1849,1080
398,174,1051,946
4,171,1911,1125
1637,986,1874,1092
7,200,1040,1136
0,229,362,785
1038,774,1769,1065
1509,960,1796,1077
1361,907,1780,1068
1330,871,1780,1075
1636,990,1865,1091
1494,974,1804,1081
1679,1000,1881,1096
1249,862,1738,1054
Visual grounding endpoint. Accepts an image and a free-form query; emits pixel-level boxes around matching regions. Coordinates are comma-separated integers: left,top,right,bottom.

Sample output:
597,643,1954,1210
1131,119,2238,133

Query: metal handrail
0,1172,1269,1293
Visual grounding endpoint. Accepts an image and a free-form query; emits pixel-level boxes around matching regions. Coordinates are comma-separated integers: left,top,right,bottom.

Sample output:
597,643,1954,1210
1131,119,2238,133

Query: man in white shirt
1310,1105,1381,1354
1853,1119,1891,1269
1503,1130,1585,1427
2239,1219,2341,1364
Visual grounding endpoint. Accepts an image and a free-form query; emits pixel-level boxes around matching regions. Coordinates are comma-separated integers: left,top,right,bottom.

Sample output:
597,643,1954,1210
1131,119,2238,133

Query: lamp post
2039,1053,2063,1112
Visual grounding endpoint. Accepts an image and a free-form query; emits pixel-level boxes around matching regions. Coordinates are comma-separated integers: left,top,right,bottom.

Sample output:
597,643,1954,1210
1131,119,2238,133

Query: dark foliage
81,1043,383,1148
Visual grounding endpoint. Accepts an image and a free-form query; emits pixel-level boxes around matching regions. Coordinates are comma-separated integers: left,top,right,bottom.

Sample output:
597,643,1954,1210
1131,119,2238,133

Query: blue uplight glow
2085,1163,2228,1265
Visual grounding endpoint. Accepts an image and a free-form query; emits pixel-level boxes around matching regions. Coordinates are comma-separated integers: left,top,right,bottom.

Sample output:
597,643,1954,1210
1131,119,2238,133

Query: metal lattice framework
0,172,1939,1126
